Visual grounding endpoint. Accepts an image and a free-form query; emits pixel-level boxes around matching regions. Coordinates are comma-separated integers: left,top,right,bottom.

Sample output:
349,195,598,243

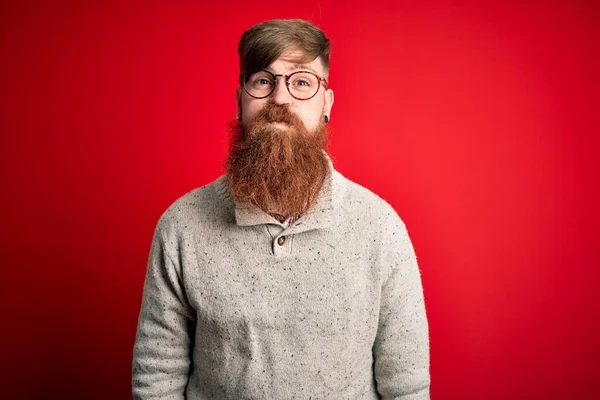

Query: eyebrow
265,63,320,75
291,63,318,73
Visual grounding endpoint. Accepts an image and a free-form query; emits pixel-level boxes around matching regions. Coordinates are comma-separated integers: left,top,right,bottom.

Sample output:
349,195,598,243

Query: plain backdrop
1,0,598,399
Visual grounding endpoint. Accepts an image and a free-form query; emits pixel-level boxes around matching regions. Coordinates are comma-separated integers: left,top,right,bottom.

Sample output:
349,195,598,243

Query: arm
373,213,430,399
132,220,196,400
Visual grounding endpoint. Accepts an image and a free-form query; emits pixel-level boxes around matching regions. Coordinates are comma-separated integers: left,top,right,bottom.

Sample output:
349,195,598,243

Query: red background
1,1,598,399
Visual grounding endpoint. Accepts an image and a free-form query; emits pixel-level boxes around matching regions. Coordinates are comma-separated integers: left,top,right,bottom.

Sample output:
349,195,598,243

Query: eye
254,78,272,86
290,73,316,89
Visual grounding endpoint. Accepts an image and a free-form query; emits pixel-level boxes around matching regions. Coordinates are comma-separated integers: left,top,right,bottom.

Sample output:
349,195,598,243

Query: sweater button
277,236,286,246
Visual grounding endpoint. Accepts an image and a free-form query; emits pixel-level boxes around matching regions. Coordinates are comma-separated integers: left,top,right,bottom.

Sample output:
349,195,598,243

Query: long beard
226,103,330,220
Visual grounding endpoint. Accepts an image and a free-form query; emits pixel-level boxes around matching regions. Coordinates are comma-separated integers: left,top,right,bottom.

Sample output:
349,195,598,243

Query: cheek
241,101,262,125
295,105,324,129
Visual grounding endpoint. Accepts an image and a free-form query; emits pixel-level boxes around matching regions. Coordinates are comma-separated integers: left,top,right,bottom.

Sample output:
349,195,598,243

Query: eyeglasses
240,70,328,101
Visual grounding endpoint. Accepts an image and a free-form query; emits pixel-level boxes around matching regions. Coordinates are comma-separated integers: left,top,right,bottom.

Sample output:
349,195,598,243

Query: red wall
1,1,598,398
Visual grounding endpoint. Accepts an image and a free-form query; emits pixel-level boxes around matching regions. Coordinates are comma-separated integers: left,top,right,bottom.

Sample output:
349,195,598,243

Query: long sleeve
132,220,196,400
373,213,430,399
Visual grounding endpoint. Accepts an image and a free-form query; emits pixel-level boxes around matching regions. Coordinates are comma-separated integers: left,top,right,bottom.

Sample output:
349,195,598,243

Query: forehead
266,50,326,76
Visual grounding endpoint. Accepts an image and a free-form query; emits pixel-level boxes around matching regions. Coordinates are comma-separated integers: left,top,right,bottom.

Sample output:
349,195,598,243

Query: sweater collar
218,153,342,233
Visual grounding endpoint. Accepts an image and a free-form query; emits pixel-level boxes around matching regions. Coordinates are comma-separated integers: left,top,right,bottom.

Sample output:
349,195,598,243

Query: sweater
132,164,430,399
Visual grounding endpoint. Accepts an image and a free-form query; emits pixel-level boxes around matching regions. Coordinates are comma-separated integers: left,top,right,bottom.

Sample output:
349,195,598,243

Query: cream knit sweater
133,164,430,399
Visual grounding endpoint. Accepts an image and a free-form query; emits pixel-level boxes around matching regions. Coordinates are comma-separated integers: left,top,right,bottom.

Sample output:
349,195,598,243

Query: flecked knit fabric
132,162,430,399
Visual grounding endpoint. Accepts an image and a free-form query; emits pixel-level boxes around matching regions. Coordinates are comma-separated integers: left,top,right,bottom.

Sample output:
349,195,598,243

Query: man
133,19,430,399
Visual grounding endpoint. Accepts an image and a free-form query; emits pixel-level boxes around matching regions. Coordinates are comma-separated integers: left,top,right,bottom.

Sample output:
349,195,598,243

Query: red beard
226,103,330,221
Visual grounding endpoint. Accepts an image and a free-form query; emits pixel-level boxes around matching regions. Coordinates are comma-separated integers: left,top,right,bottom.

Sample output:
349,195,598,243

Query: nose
270,75,293,105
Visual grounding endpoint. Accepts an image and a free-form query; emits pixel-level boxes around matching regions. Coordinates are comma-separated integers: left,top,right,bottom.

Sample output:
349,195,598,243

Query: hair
238,19,331,76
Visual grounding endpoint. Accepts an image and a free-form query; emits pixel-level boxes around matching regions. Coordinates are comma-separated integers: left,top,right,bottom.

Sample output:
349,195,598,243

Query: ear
236,87,242,120
324,88,334,120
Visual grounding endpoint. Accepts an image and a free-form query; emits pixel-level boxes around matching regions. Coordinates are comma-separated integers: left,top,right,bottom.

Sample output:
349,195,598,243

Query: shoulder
154,175,233,235
333,169,404,227
332,169,415,281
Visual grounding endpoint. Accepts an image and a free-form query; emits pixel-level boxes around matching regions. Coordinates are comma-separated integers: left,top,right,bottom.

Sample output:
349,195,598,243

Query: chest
184,226,383,339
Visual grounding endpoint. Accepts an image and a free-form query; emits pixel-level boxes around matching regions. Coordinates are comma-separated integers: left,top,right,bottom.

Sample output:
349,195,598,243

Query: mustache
253,103,303,126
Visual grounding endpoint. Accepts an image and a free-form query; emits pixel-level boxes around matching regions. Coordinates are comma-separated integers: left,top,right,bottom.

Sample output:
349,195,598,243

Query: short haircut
238,19,331,76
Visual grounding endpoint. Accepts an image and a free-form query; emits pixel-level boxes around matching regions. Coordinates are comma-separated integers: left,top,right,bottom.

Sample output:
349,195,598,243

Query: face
237,50,334,133
227,50,334,218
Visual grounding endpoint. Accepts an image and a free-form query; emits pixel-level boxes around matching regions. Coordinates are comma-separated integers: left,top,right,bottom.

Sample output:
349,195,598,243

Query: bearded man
133,19,430,400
